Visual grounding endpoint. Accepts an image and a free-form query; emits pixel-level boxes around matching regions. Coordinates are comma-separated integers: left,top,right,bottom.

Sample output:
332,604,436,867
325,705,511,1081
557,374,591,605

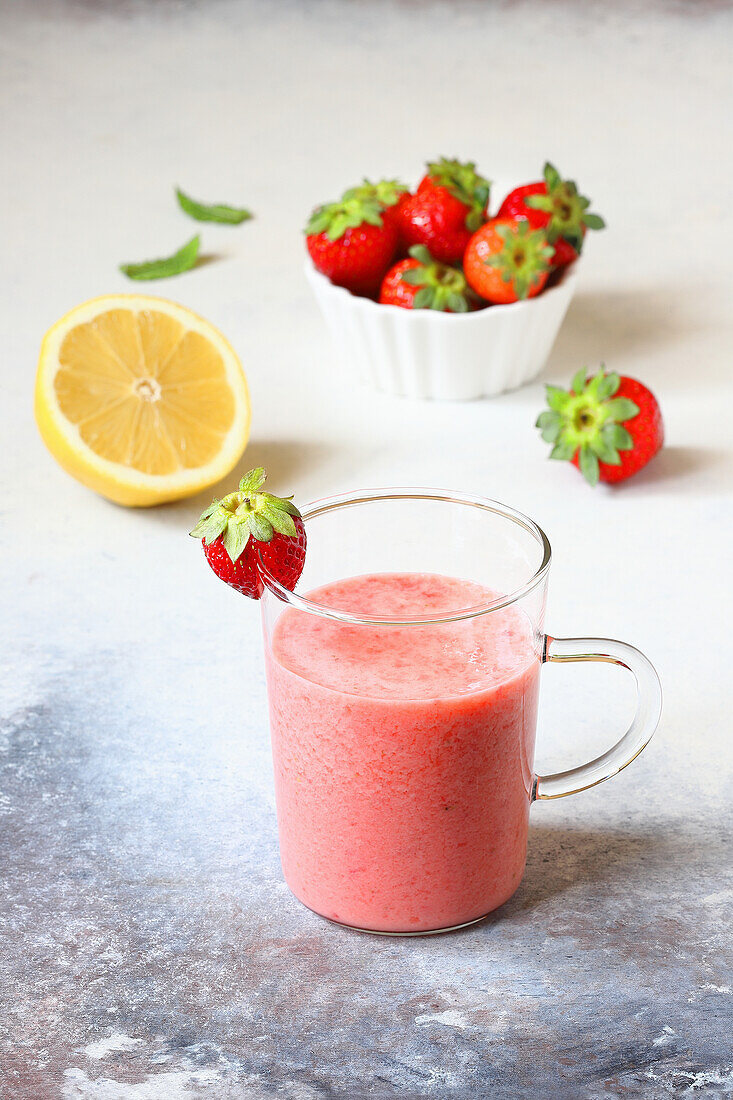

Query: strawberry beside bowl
305,259,579,401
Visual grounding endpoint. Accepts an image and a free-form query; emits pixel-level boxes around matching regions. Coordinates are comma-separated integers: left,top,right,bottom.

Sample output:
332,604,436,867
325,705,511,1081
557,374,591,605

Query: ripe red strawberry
397,157,491,265
190,467,306,598
497,163,605,266
464,218,553,304
536,368,664,485
379,245,477,312
305,179,406,296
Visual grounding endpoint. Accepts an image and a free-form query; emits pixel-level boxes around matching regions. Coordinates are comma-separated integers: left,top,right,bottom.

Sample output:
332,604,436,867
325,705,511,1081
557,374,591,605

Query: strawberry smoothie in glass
259,489,661,935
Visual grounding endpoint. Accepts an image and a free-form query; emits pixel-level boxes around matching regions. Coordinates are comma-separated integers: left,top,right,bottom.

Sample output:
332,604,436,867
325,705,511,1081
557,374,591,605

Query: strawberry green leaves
238,467,267,495
342,179,408,208
578,445,601,486
176,187,252,224
536,368,641,486
425,157,491,232
399,245,474,312
306,197,385,241
306,177,409,241
120,235,200,280
525,162,605,252
484,222,553,300
190,467,303,563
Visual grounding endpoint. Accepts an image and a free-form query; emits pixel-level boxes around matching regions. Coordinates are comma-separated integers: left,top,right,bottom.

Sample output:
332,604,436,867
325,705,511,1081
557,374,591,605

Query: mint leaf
120,235,200,280
176,187,252,225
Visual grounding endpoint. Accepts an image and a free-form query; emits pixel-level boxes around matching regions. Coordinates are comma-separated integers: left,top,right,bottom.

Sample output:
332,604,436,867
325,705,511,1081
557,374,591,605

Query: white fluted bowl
305,260,579,401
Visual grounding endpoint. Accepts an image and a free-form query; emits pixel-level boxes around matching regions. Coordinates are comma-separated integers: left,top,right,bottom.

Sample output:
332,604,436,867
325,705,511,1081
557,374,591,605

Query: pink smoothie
265,572,540,932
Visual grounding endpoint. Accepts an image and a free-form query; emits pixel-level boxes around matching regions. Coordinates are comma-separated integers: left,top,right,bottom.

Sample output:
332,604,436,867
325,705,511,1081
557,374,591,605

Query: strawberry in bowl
380,246,478,312
396,157,490,265
497,162,605,267
191,467,306,598
305,179,407,297
304,157,599,399
463,219,553,304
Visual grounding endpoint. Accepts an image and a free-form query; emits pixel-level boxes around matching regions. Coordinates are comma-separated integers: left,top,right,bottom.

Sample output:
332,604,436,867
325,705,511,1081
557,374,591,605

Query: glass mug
260,489,661,935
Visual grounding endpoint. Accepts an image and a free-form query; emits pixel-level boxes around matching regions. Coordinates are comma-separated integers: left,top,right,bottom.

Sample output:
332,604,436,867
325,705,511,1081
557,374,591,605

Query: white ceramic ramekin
305,260,579,401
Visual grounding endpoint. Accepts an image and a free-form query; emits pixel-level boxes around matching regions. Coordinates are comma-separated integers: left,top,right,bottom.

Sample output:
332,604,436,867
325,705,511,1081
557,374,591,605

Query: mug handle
533,635,662,801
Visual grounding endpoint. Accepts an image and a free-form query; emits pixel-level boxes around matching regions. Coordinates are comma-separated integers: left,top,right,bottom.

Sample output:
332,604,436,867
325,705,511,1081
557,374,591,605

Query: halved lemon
35,295,251,507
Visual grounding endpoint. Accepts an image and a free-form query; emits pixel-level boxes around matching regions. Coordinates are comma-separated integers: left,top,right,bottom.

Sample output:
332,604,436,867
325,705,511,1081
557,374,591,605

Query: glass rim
259,487,552,625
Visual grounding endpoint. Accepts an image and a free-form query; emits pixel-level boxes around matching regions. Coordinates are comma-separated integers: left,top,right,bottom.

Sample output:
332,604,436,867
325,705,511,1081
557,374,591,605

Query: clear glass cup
260,488,662,935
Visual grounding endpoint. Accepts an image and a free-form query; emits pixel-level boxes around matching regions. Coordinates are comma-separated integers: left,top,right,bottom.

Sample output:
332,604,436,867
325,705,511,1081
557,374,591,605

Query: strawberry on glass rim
464,219,553,304
536,368,664,486
380,245,478,312
397,157,491,265
190,467,306,598
305,179,406,296
497,162,605,266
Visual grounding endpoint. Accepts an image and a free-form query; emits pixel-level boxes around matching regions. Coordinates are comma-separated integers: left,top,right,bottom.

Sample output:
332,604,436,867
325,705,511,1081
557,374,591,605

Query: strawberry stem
536,368,640,486
190,468,302,561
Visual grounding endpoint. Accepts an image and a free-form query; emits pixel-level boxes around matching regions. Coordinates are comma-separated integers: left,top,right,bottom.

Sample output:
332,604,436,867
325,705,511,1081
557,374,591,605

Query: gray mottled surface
2,0,733,1097
2,651,732,1099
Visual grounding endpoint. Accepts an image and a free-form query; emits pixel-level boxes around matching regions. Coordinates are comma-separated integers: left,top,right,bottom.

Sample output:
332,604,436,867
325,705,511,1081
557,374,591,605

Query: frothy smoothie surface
273,572,535,699
266,572,541,933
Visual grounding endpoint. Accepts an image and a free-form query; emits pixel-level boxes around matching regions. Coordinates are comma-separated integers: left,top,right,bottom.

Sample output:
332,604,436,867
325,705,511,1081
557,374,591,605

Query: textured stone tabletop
1,1,732,1097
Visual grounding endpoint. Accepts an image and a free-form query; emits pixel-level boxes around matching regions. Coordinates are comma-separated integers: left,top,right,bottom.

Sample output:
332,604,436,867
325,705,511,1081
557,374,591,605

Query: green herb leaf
176,187,252,225
120,235,200,281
